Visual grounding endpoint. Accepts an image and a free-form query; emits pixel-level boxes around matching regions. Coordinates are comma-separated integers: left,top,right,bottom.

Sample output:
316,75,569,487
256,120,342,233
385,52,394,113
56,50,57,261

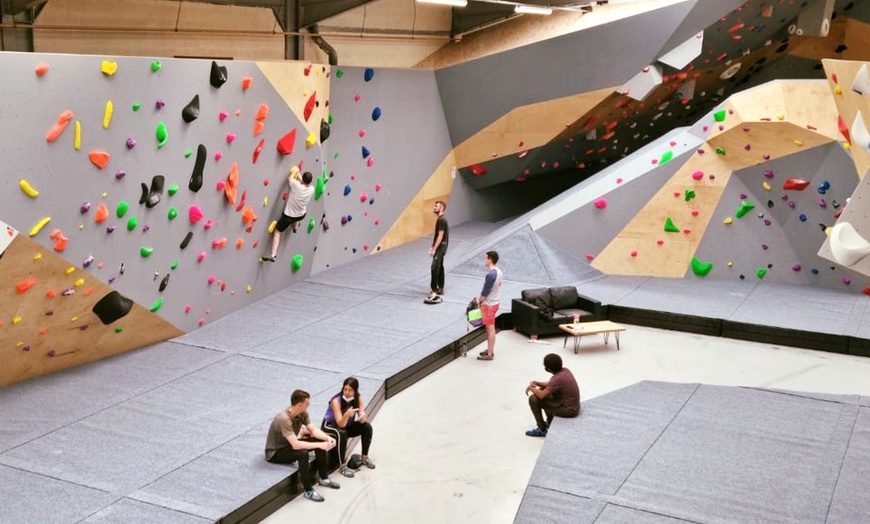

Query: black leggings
268,440,328,490
322,420,373,463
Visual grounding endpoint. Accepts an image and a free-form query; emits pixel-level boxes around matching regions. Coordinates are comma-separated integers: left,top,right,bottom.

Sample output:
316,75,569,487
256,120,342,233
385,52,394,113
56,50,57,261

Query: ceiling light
417,0,468,6
514,4,553,15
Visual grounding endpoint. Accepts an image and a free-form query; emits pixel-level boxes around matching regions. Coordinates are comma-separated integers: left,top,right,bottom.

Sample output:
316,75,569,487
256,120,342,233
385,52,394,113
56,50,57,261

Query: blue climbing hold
347,214,353,222
372,107,381,121
362,146,370,158
811,268,820,275
364,68,374,82
343,184,352,196
799,214,807,222
369,198,375,205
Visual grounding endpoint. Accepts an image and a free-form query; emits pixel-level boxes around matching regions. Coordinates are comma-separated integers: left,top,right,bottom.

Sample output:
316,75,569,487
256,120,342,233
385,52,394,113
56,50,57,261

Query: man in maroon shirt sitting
524,353,580,437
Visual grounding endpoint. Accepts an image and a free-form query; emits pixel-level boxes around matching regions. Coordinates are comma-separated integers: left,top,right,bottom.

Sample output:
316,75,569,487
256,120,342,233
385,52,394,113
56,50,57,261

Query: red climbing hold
277,128,297,155
838,114,851,144
16,277,38,295
253,139,265,164
469,164,487,176
783,178,810,191
303,92,316,122
46,110,74,143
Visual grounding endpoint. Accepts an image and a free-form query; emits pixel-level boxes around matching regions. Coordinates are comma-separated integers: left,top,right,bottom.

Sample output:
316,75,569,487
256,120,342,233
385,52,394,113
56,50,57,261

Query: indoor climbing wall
0,51,330,384
315,66,454,267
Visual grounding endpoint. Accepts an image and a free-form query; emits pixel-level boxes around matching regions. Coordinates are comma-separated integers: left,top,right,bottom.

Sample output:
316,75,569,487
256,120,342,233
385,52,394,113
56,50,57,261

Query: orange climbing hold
94,203,109,223
46,110,74,143
83,287,95,297
16,277,38,294
35,62,50,76
242,76,252,90
225,162,239,205
49,229,68,252
303,92,316,122
242,205,257,225
89,150,110,169
255,104,269,121
235,238,245,249
253,120,265,136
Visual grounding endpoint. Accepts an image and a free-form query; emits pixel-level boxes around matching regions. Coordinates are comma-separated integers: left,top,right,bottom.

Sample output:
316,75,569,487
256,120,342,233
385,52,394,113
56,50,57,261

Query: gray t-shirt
265,408,310,460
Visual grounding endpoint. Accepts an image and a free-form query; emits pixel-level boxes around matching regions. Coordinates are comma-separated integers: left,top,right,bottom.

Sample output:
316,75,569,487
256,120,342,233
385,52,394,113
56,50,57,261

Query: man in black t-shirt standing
427,200,448,303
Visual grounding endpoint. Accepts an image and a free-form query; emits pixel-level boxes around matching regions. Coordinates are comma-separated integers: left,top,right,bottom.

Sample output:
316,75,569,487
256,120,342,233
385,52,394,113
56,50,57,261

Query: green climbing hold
684,190,696,202
132,102,142,112
713,109,727,122
127,216,138,231
150,60,162,72
168,207,178,220
291,253,304,273
315,176,326,200
114,326,124,333
690,257,713,277
170,259,179,270
664,217,680,233
659,150,674,165
328,114,334,124
116,201,129,218
336,69,344,78
756,268,767,279
149,297,164,312
156,121,168,149
715,146,726,156
735,200,755,219
307,217,316,234
167,184,179,196
334,152,340,159
140,246,154,258
184,149,193,158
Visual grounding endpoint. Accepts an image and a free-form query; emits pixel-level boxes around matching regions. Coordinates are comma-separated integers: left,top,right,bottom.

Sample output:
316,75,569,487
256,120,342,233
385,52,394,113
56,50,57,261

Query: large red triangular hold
277,128,297,156
303,92,316,122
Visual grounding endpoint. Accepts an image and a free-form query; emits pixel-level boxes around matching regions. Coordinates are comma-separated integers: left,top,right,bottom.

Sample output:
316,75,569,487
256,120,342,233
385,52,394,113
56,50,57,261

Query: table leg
615,331,620,350
603,332,610,346
574,335,581,354
563,335,568,348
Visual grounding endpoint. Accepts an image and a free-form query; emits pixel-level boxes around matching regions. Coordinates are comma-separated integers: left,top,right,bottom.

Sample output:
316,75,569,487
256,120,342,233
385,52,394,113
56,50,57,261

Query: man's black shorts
276,212,306,232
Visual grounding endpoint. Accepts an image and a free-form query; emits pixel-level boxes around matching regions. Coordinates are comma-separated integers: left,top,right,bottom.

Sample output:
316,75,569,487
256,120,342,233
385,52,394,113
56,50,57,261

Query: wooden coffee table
559,320,626,354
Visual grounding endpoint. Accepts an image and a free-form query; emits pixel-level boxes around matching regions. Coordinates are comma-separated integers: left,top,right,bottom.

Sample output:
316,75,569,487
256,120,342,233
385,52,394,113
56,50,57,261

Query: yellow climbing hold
103,101,114,129
65,266,75,275
246,284,252,293
102,192,108,198
268,220,277,234
75,120,81,150
263,196,269,207
74,278,85,287
794,140,803,147
29,217,51,236
33,253,42,261
101,60,118,75
844,143,852,151
306,133,316,148
727,261,733,267
19,179,39,198
835,85,842,95
825,227,832,236
13,316,22,325
723,217,733,225
70,316,78,322
776,114,784,121
762,181,771,191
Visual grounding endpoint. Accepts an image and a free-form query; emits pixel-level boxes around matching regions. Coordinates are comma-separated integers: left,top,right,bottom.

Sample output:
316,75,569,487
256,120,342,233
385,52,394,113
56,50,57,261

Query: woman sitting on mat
321,377,376,477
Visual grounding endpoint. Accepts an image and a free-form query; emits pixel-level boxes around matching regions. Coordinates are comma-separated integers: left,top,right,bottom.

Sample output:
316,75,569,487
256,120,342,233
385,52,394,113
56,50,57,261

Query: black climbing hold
189,144,206,192
139,182,149,205
210,61,228,88
180,231,193,249
146,175,165,208
767,200,774,208
159,273,170,292
320,118,330,143
92,290,134,325
182,94,200,123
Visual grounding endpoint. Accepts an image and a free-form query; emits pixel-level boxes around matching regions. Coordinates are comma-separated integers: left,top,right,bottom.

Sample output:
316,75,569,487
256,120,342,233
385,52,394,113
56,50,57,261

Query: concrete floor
261,325,870,524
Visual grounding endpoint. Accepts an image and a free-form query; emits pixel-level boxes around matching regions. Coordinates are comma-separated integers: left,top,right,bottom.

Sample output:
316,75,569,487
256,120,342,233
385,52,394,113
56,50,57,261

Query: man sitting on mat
524,353,580,437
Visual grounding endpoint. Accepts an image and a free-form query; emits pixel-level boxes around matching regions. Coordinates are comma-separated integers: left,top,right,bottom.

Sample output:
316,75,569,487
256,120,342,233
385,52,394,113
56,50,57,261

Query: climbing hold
664,218,680,233
140,246,154,258
303,92,317,122
277,128,297,155
182,94,200,123
372,107,382,121
80,202,91,214
149,297,165,313
291,254,304,273
127,217,138,231
360,192,368,203
307,217,316,234
45,110,74,143
210,61,228,88
207,275,216,285
189,204,204,224
89,150,111,169
735,200,755,219
29,217,51,237
690,258,713,277
756,268,767,279
306,132,316,148
203,219,213,230
224,162,239,205
211,238,228,249
132,102,142,112
343,184,352,196
16,277,38,294
101,60,118,75
253,120,265,136
242,76,252,90
167,207,178,220
792,264,801,271
362,146,371,158
116,201,128,218
103,100,114,129
180,231,193,249
197,251,206,262
364,68,374,82
126,137,136,149
315,176,326,200
156,122,169,148
219,111,228,121
252,138,266,164
19,179,39,198
51,230,68,251
74,121,81,150
799,214,807,222
762,181,771,191
684,190,696,202
189,144,207,192
95,203,109,223
35,62,50,76
593,198,607,209
819,198,827,208
226,133,236,144
692,171,703,181
713,109,726,122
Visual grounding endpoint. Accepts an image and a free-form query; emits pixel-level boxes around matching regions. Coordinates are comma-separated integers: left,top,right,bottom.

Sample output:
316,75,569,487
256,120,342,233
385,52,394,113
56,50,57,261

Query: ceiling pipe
308,23,337,65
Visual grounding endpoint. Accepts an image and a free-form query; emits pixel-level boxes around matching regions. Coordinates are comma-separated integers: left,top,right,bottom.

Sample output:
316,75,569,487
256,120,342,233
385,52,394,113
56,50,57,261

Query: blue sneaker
525,428,547,437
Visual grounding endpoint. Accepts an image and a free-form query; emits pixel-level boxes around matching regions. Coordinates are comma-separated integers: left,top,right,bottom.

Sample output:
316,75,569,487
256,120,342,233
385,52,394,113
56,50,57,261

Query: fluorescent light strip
514,4,553,14
417,0,468,6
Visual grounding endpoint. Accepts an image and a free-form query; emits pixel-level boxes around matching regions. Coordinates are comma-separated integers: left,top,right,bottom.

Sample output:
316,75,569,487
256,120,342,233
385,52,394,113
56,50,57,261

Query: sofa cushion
522,288,551,307
550,286,579,310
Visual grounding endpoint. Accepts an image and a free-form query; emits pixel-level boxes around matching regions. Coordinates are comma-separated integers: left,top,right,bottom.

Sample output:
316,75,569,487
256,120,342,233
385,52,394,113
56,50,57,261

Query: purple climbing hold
83,255,95,268
107,225,116,233
763,219,771,226
47,350,56,357
819,198,827,208
788,201,796,208
761,244,768,250
115,171,126,180
126,137,136,149
341,215,348,225
792,264,801,271
61,288,75,296
739,193,747,200
843,277,852,285
155,99,165,110
763,170,774,179
80,202,91,213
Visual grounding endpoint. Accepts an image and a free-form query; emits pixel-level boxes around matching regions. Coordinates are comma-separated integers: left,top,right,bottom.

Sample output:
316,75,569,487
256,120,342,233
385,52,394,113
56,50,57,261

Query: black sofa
511,286,604,340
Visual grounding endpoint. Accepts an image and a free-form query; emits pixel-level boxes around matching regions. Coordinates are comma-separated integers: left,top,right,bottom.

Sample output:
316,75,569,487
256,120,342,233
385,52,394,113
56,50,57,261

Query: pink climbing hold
363,243,370,251
359,129,366,137
360,192,368,202
375,183,382,192
189,205,204,224
354,94,361,102
207,275,216,284
586,253,595,261
199,318,206,326
215,151,223,161
216,180,226,190
594,198,607,209
616,178,623,184
374,218,380,225
630,250,638,257
657,239,664,245
197,251,206,262
219,111,228,121
366,157,374,167
692,171,703,181
226,133,236,144
203,219,213,230
185,305,192,313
